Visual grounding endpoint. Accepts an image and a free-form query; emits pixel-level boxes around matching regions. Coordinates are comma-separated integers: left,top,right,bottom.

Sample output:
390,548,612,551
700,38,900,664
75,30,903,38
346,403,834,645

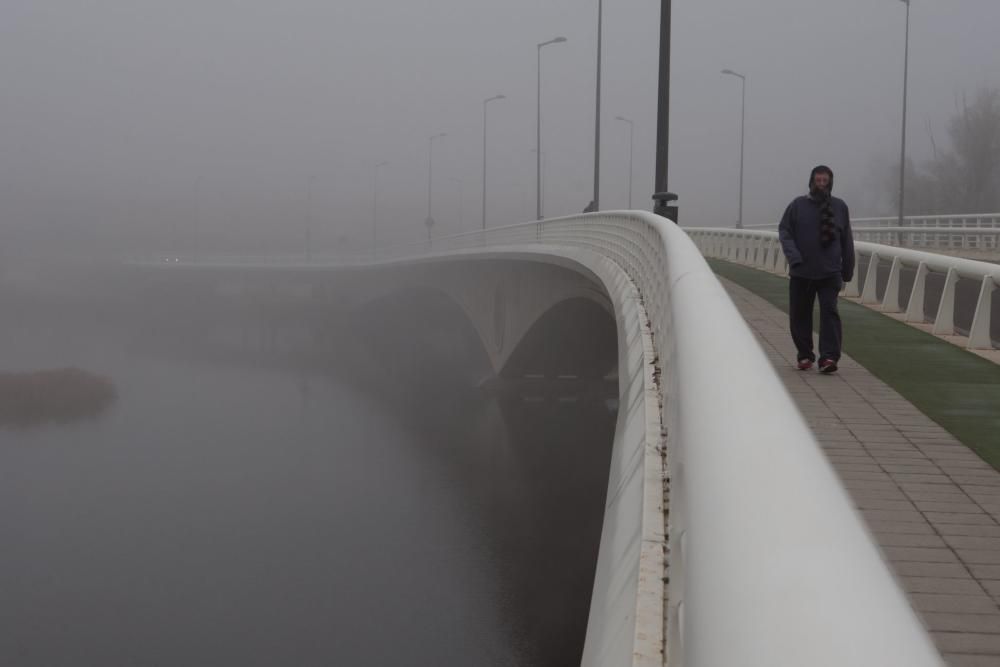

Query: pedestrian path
721,276,1000,667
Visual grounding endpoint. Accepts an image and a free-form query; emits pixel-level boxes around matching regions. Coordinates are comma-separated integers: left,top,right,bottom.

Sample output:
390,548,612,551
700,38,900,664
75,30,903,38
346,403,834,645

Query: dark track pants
789,275,843,363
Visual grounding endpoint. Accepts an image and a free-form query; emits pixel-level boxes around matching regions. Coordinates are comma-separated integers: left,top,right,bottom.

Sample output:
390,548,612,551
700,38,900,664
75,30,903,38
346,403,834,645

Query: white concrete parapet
375,214,942,666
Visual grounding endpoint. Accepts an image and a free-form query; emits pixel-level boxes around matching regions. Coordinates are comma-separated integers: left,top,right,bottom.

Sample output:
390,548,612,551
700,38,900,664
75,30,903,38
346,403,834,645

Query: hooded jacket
778,169,855,282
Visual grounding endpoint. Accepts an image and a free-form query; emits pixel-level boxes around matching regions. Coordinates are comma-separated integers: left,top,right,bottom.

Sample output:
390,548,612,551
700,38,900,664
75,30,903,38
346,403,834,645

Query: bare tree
889,87,1000,214
947,88,1000,211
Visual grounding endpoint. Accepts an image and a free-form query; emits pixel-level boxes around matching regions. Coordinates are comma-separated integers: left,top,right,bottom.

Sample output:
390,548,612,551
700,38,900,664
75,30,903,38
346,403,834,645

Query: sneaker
797,358,813,371
818,358,838,374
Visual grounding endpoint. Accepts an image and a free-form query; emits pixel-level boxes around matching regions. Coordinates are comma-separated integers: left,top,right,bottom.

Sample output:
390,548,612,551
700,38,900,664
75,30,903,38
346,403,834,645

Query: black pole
594,0,603,211
897,0,910,228
652,0,678,221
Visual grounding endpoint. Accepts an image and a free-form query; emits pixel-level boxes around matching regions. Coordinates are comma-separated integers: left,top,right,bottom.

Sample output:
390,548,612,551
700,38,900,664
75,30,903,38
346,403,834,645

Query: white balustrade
690,228,1000,351
746,212,1000,237
852,226,1000,252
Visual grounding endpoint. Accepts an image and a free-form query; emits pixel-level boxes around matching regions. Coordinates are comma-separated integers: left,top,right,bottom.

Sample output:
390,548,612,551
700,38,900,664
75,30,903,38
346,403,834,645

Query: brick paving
721,276,1000,666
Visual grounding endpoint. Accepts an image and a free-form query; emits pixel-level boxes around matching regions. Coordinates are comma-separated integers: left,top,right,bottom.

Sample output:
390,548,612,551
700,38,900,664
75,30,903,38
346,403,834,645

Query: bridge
133,211,1000,666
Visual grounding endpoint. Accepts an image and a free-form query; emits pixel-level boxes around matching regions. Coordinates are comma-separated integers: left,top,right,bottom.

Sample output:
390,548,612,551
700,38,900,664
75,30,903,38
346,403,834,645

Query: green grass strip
709,259,1000,470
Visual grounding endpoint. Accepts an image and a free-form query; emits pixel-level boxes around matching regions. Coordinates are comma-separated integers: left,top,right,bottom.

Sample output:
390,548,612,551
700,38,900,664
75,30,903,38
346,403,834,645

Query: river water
0,288,616,666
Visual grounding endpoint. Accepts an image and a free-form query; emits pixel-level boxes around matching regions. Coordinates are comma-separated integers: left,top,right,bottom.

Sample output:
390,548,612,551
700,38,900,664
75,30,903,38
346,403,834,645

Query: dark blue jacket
778,195,855,281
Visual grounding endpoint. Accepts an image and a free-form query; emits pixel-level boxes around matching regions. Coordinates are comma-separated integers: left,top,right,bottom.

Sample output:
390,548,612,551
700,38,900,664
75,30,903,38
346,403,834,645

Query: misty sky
1,0,998,254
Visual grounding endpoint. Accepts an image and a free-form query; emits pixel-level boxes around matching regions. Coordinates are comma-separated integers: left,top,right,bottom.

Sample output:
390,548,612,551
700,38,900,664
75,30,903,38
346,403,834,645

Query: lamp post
537,36,567,220
652,0,678,222
304,174,315,260
594,0,603,211
426,132,446,240
897,0,911,228
614,115,634,208
482,94,505,230
371,160,388,255
721,68,746,229
192,176,203,256
531,148,546,217
451,177,464,229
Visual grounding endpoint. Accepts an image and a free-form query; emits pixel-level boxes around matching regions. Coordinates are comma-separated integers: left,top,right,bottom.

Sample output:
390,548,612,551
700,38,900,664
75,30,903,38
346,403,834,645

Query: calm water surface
0,297,614,666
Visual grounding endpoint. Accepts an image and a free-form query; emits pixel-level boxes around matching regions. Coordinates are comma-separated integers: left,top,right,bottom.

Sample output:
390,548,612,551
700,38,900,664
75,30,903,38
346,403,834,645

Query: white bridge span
138,213,942,667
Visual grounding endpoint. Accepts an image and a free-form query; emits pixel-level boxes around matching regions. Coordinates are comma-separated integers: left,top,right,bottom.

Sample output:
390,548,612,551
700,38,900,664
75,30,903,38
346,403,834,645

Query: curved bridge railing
365,214,940,666
691,227,1000,351
140,215,943,666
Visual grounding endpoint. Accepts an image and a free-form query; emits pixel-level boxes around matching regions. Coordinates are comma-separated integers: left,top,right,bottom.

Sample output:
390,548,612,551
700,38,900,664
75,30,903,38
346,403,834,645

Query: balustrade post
882,257,903,313
968,276,996,350
843,250,861,297
904,262,928,323
932,267,959,335
861,252,880,304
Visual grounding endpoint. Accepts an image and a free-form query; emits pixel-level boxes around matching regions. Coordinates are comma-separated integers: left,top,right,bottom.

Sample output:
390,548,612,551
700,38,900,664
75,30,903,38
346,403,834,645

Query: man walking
778,165,855,374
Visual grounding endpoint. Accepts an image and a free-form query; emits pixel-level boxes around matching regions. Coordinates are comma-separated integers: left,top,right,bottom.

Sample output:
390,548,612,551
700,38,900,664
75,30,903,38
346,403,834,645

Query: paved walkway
721,276,1000,667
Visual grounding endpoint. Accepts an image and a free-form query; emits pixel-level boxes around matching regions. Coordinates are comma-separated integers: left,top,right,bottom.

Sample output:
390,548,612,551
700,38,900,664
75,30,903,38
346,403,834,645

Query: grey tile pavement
721,277,1000,665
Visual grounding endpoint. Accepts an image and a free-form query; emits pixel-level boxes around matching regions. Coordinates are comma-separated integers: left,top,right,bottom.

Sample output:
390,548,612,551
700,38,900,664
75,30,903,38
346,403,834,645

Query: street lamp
537,36,567,220
721,68,746,229
531,148,546,217
897,0,911,228
653,0,678,222
482,94,505,230
614,115,634,208
594,0,603,211
371,160,388,255
304,174,316,259
451,177,464,229
426,132,447,240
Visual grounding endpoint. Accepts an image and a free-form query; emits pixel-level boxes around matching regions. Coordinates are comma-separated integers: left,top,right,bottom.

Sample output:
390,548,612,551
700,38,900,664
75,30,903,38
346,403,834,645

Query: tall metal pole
305,175,314,260
371,160,387,255
452,177,464,228
721,69,746,229
722,69,747,229
653,0,673,213
627,120,633,209
537,44,542,220
738,75,745,229
482,94,505,230
192,175,203,255
593,0,603,211
531,148,547,215
426,132,446,239
536,37,566,221
615,116,634,208
898,0,911,227
427,136,434,221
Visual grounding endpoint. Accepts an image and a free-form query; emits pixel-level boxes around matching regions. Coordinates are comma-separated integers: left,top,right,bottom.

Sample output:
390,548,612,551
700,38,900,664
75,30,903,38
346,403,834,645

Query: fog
1,0,998,258
0,261,620,664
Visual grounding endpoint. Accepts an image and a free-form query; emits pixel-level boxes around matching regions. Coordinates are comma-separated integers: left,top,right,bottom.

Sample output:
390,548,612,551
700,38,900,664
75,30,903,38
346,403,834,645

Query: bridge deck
721,276,1000,666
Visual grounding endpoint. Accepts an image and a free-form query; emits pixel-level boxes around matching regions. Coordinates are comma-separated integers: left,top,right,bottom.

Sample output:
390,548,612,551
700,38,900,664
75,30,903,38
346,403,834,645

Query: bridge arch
314,257,614,377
